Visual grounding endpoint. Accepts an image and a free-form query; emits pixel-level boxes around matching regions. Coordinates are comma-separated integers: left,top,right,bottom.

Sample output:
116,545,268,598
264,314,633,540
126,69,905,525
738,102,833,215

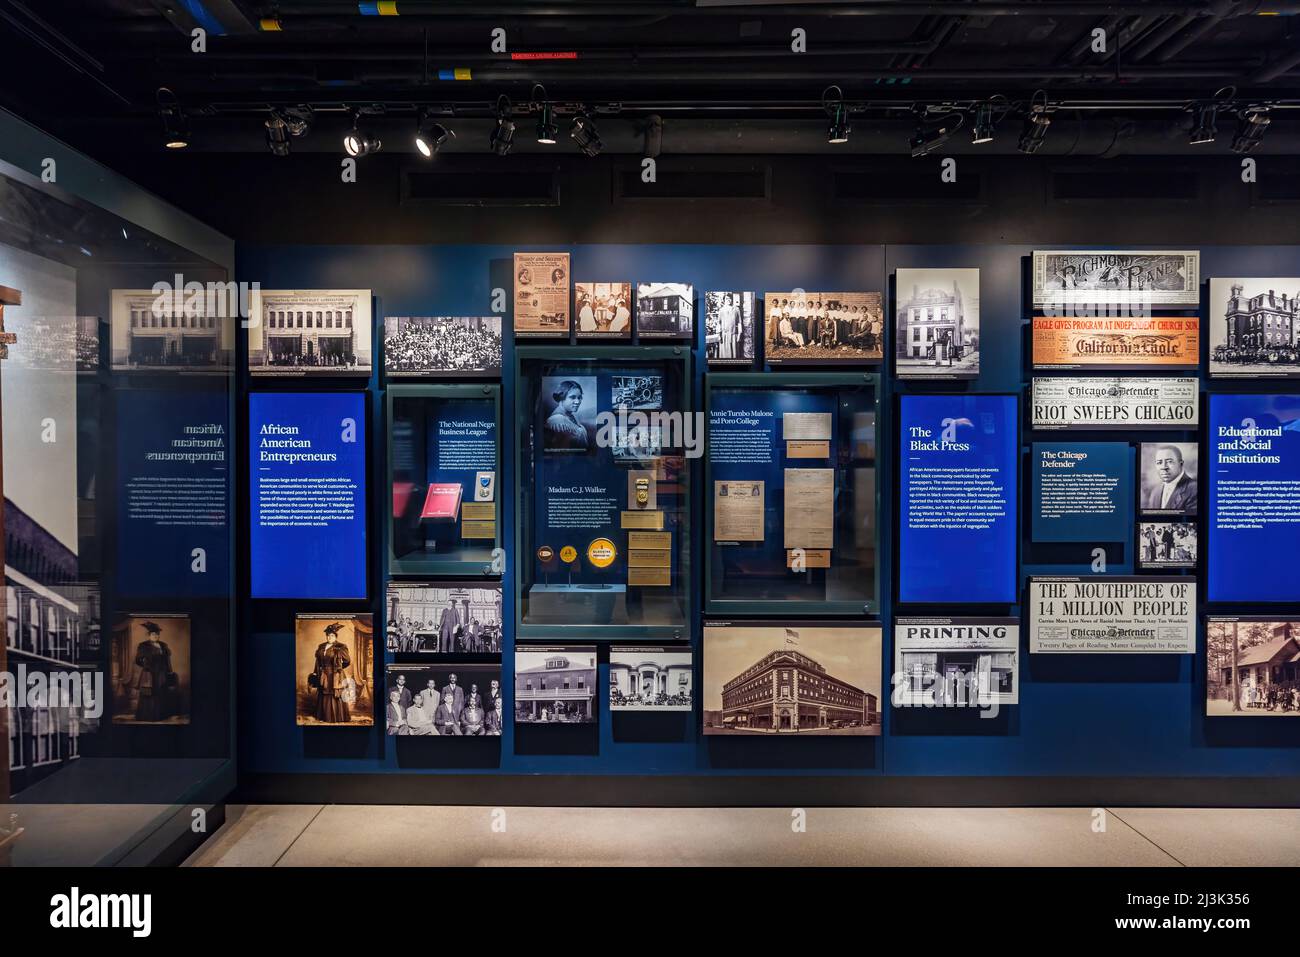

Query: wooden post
0,284,20,863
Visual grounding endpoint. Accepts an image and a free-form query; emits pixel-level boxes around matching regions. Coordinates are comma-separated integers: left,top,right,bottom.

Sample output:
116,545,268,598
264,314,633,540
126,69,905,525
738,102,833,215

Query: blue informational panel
115,389,231,597
249,391,367,599
1208,393,1300,602
899,393,1018,603
1031,442,1131,543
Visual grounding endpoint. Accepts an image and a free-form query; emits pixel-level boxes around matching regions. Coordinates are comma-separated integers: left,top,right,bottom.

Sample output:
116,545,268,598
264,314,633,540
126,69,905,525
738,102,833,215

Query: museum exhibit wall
235,239,1300,794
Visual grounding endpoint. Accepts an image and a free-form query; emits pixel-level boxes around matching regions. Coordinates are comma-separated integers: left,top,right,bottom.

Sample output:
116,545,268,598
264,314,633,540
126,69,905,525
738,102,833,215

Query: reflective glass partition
388,384,502,576
704,373,879,616
0,134,235,865
516,346,691,640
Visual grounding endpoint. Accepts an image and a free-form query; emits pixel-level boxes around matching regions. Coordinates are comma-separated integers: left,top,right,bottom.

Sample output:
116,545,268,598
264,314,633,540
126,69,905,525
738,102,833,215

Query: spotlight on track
414,112,453,158
157,87,189,150
490,96,516,156
1188,86,1233,146
533,84,558,144
265,106,312,157
971,96,1005,145
910,109,962,158
1231,105,1270,154
570,110,603,157
344,111,382,158
823,85,850,145
1017,91,1051,155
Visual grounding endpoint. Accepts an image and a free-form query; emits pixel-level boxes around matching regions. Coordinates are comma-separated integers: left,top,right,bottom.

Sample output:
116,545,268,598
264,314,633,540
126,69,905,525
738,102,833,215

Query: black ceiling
2,0,1299,156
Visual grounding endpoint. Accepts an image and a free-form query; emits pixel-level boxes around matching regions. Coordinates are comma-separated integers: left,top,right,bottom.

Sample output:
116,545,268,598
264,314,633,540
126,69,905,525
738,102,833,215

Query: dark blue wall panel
235,242,1300,782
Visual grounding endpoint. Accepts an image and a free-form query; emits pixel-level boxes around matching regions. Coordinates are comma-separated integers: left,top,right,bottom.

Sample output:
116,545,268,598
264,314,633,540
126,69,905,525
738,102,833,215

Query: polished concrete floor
185,805,1300,867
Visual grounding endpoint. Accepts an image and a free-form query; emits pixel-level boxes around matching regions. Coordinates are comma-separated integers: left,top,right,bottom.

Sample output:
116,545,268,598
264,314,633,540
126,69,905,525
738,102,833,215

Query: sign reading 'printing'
1028,576,1196,653
1031,376,1199,430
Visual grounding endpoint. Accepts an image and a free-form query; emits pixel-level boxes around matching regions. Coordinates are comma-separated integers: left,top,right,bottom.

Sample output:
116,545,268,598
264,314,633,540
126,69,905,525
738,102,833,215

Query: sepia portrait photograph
575,281,632,338
385,581,503,655
295,614,374,727
1206,618,1300,717
705,291,756,365
636,282,694,339
1139,442,1198,516
1208,277,1300,378
1137,521,1197,570
386,662,504,736
702,622,882,735
540,375,598,453
383,316,501,377
515,646,598,724
764,291,883,365
894,268,980,379
248,288,373,376
111,614,191,725
609,648,693,711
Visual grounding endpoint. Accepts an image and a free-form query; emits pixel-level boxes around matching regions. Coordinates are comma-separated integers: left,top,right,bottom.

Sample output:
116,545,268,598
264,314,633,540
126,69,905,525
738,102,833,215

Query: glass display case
516,346,692,640
387,383,503,576
704,372,880,616
0,114,236,866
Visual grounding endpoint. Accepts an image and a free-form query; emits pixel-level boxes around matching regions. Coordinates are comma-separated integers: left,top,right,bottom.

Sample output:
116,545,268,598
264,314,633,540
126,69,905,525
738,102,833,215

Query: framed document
783,468,834,549
513,252,571,337
714,480,764,542
1032,250,1200,309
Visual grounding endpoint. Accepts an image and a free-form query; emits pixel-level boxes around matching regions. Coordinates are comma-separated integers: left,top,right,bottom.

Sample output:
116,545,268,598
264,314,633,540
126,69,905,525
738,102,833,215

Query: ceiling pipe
250,1,1300,19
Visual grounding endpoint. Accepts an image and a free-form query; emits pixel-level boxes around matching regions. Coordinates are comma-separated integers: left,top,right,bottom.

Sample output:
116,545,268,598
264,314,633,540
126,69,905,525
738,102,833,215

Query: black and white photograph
540,374,598,453
763,292,884,365
1139,442,1198,517
248,288,373,376
611,373,663,410
515,646,598,724
1208,278,1300,378
383,316,502,377
575,281,632,338
702,622,882,735
1206,618,1300,717
1031,250,1200,309
76,316,100,372
1138,521,1197,570
636,282,694,339
893,618,1019,708
111,614,191,725
385,582,503,655
705,291,756,365
609,648,694,711
386,662,504,736
110,288,233,372
611,423,662,462
894,268,980,379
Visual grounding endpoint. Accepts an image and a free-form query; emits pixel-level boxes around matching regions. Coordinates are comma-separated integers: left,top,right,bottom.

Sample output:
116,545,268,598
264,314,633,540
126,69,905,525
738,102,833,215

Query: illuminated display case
704,372,880,617
515,345,692,640
387,383,503,576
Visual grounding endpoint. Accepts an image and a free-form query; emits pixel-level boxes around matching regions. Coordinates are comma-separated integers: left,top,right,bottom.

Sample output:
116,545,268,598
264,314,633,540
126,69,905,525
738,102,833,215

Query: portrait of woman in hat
311,621,353,724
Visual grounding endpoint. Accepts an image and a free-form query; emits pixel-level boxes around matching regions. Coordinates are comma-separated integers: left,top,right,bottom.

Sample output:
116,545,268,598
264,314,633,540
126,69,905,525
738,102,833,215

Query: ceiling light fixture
344,111,382,157
490,95,516,156
157,87,189,150
1231,104,1270,154
533,84,558,144
414,111,454,158
910,109,962,158
265,106,312,157
971,96,1007,145
823,85,850,145
1017,91,1052,155
570,109,603,157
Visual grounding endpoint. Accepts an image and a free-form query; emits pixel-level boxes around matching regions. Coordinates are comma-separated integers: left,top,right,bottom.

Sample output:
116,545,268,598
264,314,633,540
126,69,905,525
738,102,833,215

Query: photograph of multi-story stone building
110,288,233,371
702,623,881,735
248,288,372,376
895,268,980,379
1209,278,1300,377
609,647,692,711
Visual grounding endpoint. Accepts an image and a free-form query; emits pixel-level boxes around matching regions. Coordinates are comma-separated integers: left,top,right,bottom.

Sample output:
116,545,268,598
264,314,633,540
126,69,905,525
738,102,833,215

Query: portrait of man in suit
1141,442,1198,516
